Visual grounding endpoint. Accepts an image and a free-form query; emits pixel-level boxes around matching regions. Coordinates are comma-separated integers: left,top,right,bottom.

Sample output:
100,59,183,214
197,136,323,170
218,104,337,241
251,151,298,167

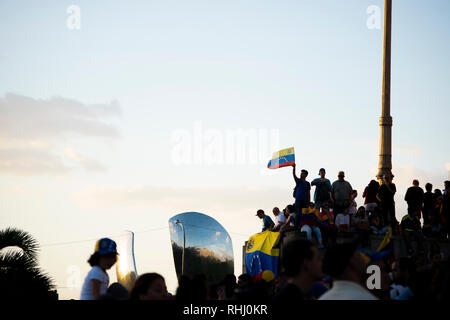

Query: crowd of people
80,237,450,302
256,166,450,255
78,168,450,302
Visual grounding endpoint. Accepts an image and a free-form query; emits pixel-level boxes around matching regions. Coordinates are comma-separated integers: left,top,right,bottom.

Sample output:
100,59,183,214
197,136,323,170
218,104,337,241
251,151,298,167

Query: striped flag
267,147,295,169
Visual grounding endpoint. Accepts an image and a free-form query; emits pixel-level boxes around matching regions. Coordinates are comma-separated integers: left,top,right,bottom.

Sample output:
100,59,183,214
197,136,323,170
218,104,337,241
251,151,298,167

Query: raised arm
292,164,298,182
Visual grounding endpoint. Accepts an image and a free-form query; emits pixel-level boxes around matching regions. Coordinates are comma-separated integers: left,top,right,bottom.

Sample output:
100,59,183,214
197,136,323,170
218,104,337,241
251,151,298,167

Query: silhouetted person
390,257,416,300
330,171,353,215
377,173,398,233
319,242,378,300
442,181,450,239
363,180,380,212
401,207,424,255
423,183,436,223
175,275,207,301
274,239,323,304
292,164,311,214
130,273,168,300
223,274,237,299
256,209,274,232
311,168,332,209
405,180,424,220
80,238,118,300
98,282,129,300
423,183,437,235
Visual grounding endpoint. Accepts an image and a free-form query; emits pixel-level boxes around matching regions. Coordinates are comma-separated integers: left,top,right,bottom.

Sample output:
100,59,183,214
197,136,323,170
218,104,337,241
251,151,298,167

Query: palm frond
0,227,39,261
0,249,56,299
0,250,37,270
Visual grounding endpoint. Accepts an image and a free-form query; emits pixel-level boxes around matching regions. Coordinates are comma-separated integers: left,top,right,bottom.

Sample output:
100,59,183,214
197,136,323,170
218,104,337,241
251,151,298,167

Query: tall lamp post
377,0,393,183
174,219,185,276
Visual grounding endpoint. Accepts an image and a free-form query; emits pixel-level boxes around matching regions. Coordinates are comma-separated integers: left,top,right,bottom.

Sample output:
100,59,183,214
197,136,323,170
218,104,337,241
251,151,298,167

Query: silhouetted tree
0,227,57,299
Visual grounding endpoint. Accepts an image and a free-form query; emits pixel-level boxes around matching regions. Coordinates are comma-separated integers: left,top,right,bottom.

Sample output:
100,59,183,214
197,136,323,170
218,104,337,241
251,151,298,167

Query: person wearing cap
256,209,274,232
319,242,378,300
80,238,118,300
311,168,332,210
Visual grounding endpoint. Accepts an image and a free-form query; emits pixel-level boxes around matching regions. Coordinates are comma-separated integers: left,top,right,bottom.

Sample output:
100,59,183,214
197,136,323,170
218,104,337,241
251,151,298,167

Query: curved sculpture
168,212,234,284
115,231,138,292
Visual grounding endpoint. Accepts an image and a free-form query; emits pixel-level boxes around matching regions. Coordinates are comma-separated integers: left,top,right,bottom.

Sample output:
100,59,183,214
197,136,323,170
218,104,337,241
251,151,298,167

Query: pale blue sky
0,0,449,299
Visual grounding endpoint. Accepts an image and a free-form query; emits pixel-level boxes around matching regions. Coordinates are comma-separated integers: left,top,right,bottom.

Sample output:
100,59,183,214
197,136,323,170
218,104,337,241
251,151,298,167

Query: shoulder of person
89,266,107,279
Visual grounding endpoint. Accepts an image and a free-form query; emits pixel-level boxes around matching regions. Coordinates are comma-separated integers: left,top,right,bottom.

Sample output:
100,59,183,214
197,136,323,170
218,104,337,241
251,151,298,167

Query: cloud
72,185,290,212
0,93,120,139
392,164,447,189
395,144,421,156
63,148,107,172
0,147,70,176
0,93,120,175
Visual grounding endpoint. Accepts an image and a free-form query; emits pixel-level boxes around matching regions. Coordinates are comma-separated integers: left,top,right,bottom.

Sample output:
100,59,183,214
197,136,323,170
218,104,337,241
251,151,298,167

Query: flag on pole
267,147,295,169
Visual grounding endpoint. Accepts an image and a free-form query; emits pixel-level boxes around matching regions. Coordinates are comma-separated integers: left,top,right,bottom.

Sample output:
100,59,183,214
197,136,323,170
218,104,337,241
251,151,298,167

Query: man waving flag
267,147,295,169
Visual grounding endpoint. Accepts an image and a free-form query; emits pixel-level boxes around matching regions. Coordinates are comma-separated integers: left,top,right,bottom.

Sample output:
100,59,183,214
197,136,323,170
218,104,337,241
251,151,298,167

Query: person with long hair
363,180,380,212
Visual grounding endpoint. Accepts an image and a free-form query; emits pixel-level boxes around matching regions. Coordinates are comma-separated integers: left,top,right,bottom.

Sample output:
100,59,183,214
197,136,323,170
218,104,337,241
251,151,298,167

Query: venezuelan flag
267,147,295,169
300,208,332,227
245,230,280,277
359,226,393,264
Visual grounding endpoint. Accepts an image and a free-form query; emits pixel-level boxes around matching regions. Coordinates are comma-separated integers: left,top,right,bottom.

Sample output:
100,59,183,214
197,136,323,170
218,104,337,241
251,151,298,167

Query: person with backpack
311,168,332,210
